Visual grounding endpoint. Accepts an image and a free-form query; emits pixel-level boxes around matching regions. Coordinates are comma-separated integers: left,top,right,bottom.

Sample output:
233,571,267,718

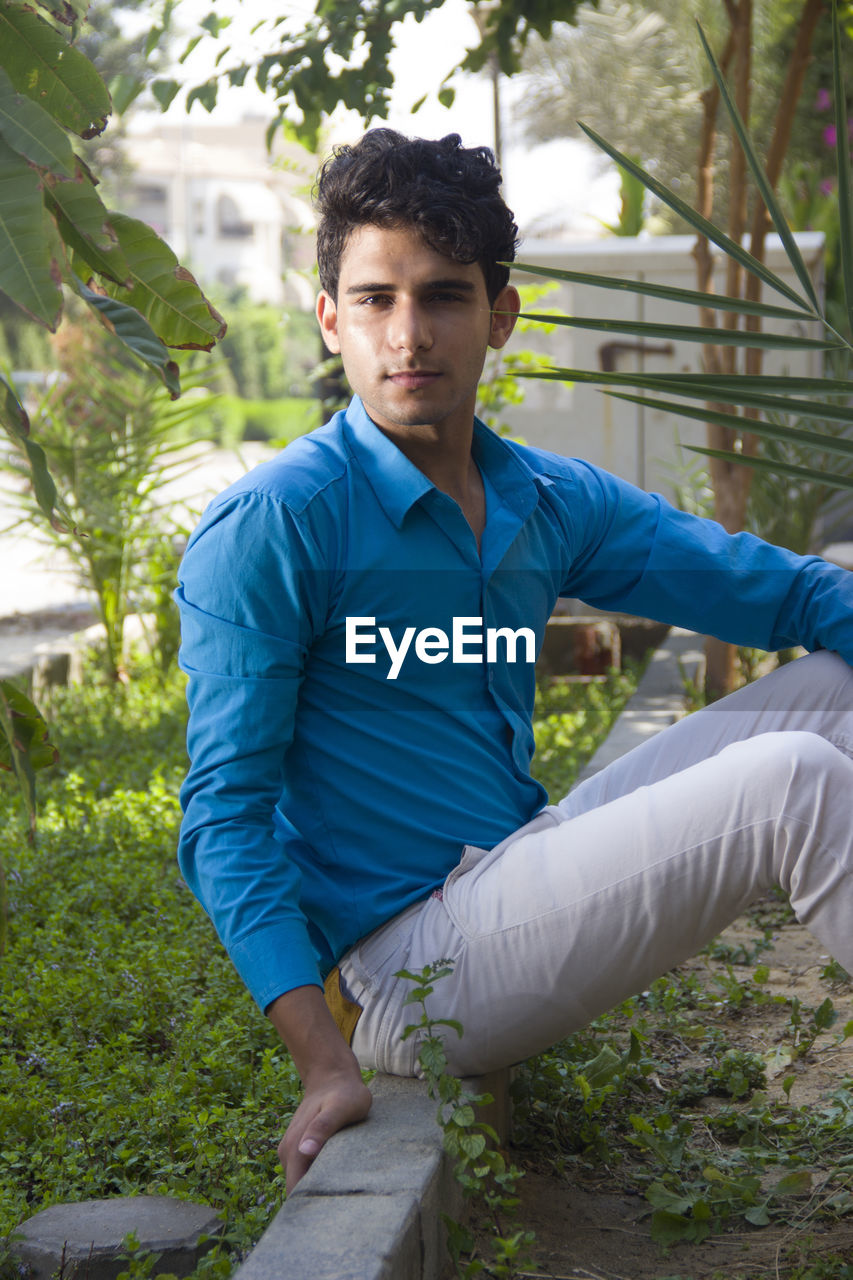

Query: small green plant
3,330,212,681
116,1232,178,1280
786,995,840,1060
513,956,853,1258
398,961,536,1279
531,664,638,800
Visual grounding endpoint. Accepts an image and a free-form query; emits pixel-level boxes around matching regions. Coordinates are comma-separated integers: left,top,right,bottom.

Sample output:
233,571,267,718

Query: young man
177,129,853,1192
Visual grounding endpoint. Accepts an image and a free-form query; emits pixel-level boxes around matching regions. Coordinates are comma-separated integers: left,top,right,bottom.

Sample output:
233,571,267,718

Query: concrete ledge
236,1070,511,1280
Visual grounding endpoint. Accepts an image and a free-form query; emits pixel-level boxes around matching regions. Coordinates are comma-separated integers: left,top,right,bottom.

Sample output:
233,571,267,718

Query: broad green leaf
814,996,837,1030
510,261,817,324
773,1169,813,1196
518,312,839,352
650,1209,709,1247
109,73,145,116
151,79,182,112
21,434,60,523
46,161,131,285
33,0,89,24
458,1132,487,1161
0,66,75,177
696,23,819,313
200,13,231,37
581,1044,622,1088
744,1205,771,1226
0,377,61,526
418,1038,448,1079
0,678,59,844
645,1182,692,1213
186,81,218,114
0,684,35,849
577,122,812,313
833,0,853,337
686,446,853,493
74,276,182,397
605,392,853,459
104,214,227,350
0,373,29,437
0,1,111,139
227,63,250,88
0,136,63,328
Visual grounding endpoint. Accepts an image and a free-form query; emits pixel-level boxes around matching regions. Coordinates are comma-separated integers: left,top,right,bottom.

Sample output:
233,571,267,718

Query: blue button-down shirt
177,396,853,1011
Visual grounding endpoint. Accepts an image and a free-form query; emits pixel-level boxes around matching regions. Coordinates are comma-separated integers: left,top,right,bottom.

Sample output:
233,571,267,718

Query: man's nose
391,301,432,352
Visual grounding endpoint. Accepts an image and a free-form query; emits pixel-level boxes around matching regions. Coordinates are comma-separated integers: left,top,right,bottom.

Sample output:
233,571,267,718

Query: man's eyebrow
344,277,477,296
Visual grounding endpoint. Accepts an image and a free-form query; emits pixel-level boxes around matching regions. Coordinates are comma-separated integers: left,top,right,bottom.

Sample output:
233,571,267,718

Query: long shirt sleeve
178,490,332,1008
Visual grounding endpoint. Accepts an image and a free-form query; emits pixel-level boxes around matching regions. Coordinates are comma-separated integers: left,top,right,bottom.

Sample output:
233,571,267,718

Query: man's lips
386,370,442,390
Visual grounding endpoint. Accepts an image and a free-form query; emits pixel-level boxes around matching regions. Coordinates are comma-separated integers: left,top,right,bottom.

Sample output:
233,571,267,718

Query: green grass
530,666,639,801
0,658,639,1277
0,665,293,1276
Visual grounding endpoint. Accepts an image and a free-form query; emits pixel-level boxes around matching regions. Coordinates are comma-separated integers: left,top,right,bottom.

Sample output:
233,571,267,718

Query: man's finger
279,1132,316,1192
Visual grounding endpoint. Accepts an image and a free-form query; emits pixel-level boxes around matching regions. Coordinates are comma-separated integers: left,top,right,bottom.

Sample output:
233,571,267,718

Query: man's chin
364,397,451,431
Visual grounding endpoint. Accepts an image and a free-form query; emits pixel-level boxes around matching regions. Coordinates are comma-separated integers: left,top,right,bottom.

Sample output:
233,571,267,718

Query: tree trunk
743,0,826,374
704,0,753,698
701,0,825,697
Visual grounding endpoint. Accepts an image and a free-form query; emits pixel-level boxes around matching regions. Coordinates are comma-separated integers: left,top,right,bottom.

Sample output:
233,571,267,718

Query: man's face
316,223,519,440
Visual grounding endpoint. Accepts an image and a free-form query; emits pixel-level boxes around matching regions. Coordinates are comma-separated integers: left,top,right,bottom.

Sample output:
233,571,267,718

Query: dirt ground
498,920,853,1280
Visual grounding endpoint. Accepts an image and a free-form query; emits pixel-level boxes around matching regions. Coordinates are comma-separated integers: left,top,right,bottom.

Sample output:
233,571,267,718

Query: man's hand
278,1066,372,1192
267,984,372,1192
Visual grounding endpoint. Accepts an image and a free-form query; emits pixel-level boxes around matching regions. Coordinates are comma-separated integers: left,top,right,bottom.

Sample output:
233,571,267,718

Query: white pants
342,649,853,1077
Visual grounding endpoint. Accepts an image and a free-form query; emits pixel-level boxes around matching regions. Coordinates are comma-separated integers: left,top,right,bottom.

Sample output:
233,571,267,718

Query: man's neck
377,417,486,547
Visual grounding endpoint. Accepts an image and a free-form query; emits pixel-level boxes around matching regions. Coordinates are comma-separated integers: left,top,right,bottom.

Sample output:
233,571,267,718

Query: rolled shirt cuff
227,921,324,1013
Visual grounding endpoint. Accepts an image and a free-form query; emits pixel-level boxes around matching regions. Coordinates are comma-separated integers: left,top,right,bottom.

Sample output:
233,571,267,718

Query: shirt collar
342,395,552,529
343,397,433,527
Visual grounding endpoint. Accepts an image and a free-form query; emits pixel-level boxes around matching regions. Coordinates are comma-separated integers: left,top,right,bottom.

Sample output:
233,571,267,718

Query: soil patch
490,918,853,1279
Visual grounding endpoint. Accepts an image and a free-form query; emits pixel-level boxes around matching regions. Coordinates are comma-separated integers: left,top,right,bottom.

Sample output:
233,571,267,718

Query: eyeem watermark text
346,616,536,680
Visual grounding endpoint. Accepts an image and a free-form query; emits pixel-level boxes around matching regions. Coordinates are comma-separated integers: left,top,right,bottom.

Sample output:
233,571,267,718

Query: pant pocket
443,843,490,891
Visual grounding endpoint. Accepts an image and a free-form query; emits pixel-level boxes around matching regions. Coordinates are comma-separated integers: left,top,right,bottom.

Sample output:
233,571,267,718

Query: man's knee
735,728,850,791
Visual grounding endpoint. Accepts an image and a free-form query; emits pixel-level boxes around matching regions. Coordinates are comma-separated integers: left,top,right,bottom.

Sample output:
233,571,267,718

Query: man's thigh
560,647,853,821
347,650,853,1077
414,730,853,1075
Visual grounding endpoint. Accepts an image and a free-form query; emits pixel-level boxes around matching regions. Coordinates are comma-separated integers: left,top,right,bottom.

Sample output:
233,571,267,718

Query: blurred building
121,117,317,308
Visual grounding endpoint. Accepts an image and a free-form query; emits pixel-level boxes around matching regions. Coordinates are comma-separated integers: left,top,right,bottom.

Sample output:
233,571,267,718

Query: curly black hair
314,129,519,303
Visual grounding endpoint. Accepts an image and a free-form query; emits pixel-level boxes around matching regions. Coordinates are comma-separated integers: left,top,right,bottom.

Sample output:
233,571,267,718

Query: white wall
506,232,826,502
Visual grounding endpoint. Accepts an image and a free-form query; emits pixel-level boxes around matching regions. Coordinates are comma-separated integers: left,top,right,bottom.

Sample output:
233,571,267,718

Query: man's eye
361,294,392,306
430,292,465,303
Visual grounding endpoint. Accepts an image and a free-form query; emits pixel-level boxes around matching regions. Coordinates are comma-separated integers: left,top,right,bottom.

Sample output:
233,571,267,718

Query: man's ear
488,284,521,350
316,290,341,354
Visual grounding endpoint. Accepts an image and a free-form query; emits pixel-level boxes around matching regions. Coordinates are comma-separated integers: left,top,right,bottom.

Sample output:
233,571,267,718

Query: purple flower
820,177,836,196
824,123,838,147
816,88,832,111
